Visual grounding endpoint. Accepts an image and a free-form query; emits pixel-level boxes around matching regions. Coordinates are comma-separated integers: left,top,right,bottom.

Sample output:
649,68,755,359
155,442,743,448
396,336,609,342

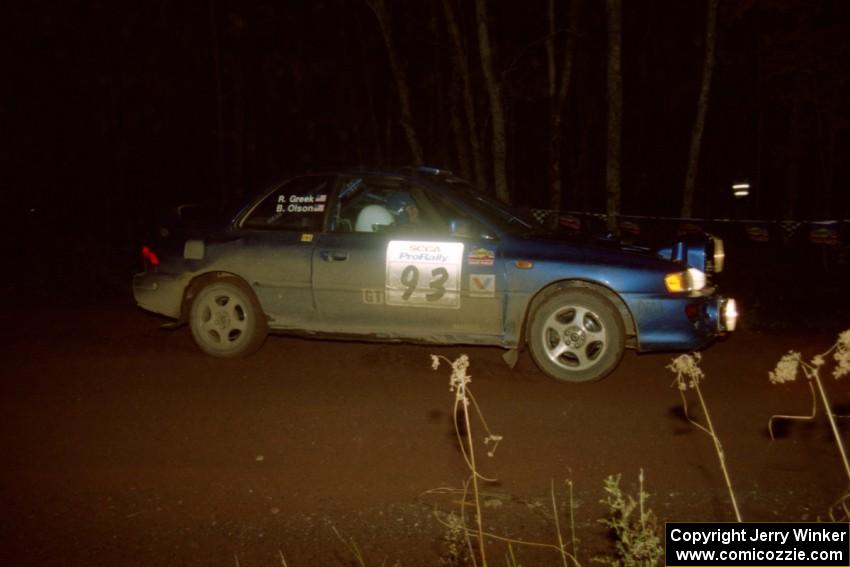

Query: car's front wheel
189,279,267,358
528,289,625,382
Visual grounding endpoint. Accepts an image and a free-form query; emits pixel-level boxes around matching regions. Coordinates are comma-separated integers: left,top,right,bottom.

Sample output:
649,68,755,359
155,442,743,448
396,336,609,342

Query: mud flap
502,348,519,369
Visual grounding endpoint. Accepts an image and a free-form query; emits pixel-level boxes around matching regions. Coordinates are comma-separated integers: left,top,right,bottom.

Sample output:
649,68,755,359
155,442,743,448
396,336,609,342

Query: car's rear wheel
189,280,267,357
528,289,624,382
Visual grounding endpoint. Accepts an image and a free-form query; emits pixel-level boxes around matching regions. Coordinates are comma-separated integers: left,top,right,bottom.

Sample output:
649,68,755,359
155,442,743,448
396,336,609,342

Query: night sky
3,0,849,297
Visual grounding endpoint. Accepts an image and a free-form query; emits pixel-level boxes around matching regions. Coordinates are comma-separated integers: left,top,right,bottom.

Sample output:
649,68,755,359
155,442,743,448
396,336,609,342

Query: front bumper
132,271,190,319
624,292,737,352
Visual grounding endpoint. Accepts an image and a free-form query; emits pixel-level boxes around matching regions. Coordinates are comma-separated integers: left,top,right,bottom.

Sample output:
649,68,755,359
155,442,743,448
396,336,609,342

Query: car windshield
431,176,538,234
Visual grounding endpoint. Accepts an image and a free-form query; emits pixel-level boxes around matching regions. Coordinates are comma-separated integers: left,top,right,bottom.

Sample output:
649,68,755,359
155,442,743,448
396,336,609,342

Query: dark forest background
2,0,849,311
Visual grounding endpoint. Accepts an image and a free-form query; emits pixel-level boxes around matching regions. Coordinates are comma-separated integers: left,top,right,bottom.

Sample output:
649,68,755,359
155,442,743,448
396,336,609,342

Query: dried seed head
834,330,850,380
667,352,704,389
769,351,801,384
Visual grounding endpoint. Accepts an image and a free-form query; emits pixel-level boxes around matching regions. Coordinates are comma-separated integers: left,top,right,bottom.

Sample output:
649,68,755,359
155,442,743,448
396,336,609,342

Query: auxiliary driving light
723,298,738,332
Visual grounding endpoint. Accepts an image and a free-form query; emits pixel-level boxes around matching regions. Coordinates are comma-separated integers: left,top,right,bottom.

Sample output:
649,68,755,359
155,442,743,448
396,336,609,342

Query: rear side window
241,176,334,231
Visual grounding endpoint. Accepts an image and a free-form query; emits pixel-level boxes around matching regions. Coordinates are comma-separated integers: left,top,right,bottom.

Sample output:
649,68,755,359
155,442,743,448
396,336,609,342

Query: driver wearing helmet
386,191,420,225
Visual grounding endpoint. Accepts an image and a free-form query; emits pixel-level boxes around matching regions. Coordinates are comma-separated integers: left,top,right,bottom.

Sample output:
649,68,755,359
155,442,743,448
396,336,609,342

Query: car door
234,175,335,328
311,176,505,339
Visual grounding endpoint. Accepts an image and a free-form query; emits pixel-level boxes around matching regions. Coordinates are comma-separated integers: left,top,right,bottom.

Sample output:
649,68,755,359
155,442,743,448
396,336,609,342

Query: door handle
320,250,348,262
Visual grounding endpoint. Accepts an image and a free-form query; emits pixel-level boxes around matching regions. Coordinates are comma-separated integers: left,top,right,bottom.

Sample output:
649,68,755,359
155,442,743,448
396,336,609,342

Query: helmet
355,204,394,232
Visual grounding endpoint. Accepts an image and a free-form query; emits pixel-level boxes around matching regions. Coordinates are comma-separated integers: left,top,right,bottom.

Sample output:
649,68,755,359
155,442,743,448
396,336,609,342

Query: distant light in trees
732,182,750,198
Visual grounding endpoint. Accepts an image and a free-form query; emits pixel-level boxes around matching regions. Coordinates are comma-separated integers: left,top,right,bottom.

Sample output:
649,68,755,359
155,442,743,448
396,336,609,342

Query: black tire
527,288,625,382
189,279,268,358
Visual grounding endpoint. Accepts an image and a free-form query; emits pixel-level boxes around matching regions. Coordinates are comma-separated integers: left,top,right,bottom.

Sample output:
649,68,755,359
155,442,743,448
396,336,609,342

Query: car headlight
665,268,706,293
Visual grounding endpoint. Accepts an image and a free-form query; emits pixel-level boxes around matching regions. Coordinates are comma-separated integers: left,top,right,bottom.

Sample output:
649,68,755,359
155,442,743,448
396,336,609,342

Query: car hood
505,232,683,273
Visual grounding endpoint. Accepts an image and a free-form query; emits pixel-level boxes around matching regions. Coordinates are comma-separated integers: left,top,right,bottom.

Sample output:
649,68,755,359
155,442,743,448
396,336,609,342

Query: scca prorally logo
407,244,442,253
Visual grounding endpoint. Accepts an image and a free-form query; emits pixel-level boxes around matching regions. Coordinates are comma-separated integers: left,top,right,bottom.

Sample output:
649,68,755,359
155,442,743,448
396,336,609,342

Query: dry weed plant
667,352,743,521
593,470,662,567
768,329,850,518
331,525,367,567
430,354,579,567
504,544,520,566
442,510,470,566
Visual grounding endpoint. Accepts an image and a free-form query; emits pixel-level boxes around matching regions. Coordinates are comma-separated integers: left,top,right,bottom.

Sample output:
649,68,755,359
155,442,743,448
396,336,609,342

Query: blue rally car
133,166,737,382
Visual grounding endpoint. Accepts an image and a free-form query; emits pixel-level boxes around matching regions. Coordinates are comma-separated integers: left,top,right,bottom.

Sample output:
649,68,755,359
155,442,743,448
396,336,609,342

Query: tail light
141,245,160,267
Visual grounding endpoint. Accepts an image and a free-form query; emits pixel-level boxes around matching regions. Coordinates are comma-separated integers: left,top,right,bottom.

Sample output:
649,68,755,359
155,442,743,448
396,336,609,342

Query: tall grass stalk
769,330,850,486
331,525,367,567
551,479,568,567
567,477,578,566
427,485,581,564
431,354,579,566
550,478,573,567
668,353,742,522
432,354,501,565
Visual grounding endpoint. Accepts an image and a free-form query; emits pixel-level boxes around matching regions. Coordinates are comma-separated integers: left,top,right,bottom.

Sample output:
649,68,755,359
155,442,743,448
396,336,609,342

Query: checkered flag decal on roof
779,221,802,239
531,209,553,225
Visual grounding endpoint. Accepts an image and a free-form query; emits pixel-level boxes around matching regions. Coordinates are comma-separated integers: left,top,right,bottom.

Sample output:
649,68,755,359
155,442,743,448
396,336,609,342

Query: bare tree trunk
428,4,443,165
356,13,384,165
365,76,384,165
547,0,580,214
576,108,593,213
232,47,245,200
783,100,802,219
449,74,472,180
634,1,654,204
350,86,365,165
443,0,485,186
384,83,394,164
605,0,623,234
367,0,424,165
209,0,225,202
474,0,510,202
814,97,834,218
681,0,719,219
107,75,126,241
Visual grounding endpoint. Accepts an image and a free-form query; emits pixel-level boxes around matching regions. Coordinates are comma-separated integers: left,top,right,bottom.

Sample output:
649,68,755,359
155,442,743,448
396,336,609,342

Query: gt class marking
362,289,385,304
386,241,464,309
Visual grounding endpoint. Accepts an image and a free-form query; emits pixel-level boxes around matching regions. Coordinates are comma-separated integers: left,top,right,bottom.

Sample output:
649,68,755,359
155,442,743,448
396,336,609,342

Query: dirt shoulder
1,306,847,565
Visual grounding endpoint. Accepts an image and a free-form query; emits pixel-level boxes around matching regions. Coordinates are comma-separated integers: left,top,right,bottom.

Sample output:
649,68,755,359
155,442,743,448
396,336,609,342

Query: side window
420,189,488,239
333,177,446,234
427,192,471,225
241,176,333,231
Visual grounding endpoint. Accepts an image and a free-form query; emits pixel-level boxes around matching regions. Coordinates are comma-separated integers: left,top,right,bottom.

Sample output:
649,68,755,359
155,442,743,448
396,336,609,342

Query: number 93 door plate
385,241,464,309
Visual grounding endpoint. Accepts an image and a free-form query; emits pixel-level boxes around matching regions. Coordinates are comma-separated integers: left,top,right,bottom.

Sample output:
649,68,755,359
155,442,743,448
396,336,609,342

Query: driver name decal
386,241,464,309
274,193,327,214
